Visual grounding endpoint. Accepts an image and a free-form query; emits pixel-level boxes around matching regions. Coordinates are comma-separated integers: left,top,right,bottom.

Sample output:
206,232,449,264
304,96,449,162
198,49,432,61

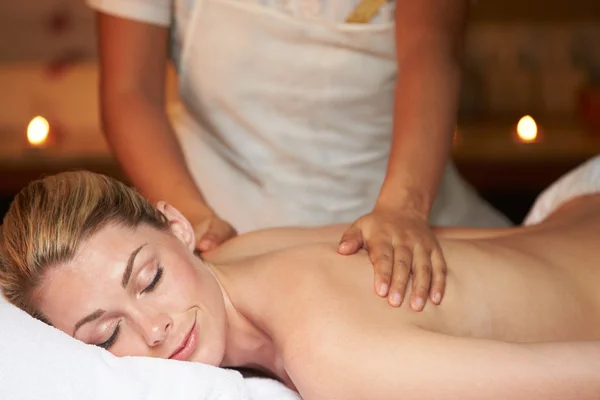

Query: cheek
160,257,211,311
168,262,202,295
162,253,225,321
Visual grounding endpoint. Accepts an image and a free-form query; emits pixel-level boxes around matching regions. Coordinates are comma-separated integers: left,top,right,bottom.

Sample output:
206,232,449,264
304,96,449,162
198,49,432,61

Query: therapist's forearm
377,49,461,218
102,92,213,223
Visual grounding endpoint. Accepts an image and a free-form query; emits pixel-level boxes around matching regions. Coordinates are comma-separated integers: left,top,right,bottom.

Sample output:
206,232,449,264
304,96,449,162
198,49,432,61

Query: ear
155,201,196,251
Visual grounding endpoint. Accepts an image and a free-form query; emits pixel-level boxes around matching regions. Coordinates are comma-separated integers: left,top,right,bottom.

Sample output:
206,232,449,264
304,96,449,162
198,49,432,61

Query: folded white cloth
246,378,301,400
0,298,300,400
524,155,600,225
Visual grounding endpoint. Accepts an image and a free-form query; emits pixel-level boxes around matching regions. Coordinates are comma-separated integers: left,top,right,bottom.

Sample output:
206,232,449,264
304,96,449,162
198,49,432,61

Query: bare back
207,195,600,399
221,195,600,346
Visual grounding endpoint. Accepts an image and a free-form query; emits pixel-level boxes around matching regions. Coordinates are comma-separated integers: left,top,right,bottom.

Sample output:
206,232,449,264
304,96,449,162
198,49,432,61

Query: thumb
338,225,364,255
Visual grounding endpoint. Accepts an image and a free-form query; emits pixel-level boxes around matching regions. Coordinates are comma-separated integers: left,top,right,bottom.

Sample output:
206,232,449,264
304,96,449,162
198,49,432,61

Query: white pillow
0,296,299,400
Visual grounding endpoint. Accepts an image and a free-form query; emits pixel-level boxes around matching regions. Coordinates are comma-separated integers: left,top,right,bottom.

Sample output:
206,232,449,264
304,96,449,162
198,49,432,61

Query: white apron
168,0,510,233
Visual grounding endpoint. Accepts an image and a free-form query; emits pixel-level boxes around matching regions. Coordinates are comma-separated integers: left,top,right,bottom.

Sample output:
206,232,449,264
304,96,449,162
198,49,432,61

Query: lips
168,318,198,361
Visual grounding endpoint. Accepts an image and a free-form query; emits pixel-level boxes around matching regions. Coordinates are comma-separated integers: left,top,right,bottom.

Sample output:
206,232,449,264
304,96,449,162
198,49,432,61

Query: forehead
75,224,150,264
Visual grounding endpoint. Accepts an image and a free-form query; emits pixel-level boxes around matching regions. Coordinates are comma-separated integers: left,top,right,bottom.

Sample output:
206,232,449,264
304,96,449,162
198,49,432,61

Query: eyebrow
73,308,106,336
121,243,147,288
71,243,147,336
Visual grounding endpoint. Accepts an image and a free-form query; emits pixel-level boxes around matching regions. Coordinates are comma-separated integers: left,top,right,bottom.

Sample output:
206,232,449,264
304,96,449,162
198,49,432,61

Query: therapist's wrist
375,187,431,220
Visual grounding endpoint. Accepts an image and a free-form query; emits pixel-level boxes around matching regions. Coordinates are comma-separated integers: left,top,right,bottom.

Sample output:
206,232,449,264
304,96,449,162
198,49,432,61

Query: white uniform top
87,0,510,233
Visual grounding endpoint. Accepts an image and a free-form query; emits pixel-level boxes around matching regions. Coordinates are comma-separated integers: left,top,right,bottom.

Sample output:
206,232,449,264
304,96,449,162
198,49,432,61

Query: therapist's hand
338,207,446,311
193,212,238,252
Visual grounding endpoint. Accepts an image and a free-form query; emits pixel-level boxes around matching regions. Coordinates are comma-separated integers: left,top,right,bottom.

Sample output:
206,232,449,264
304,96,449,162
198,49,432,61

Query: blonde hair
0,171,168,321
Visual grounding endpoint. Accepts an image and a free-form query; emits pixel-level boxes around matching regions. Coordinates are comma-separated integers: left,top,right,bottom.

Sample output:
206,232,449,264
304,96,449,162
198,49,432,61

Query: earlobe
155,201,196,251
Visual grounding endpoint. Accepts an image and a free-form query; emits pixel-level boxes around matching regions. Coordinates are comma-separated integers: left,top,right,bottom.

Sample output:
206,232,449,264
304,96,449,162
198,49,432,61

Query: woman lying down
2,159,600,400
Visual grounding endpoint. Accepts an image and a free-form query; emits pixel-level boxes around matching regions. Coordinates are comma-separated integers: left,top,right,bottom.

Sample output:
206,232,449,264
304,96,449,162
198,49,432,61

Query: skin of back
205,195,600,399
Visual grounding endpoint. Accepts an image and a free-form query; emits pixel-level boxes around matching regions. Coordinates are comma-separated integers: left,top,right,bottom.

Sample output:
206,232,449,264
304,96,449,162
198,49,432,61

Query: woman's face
37,206,227,366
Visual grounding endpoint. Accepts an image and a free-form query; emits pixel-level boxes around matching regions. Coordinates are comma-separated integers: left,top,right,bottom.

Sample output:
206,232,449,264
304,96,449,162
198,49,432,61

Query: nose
138,313,173,347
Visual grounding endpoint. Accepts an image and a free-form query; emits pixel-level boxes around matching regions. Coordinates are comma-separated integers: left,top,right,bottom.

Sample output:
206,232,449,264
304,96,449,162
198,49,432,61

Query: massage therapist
89,0,510,309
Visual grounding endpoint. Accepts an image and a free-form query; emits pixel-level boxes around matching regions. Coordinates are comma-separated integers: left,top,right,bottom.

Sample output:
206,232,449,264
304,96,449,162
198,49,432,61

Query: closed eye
141,266,163,294
97,322,121,349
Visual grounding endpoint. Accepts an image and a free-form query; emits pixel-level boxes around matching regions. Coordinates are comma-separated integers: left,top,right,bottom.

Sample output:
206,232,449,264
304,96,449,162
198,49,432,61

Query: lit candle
515,115,540,144
27,116,50,147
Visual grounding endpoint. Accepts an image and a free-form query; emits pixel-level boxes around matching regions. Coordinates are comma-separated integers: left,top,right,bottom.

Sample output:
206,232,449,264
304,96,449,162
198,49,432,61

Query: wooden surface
470,0,600,22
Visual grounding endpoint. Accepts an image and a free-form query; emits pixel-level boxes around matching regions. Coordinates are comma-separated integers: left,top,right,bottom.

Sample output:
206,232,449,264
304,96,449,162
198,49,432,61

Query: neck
207,262,281,377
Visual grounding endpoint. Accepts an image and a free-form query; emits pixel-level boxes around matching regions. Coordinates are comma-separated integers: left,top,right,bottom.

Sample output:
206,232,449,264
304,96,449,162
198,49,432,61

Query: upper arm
202,224,348,264
394,0,469,60
96,12,169,106
289,324,599,400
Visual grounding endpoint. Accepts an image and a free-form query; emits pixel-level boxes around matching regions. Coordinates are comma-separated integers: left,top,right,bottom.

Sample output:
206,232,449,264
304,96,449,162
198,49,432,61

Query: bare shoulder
203,225,347,264
266,247,429,399
281,298,424,400
230,242,350,334
279,279,367,399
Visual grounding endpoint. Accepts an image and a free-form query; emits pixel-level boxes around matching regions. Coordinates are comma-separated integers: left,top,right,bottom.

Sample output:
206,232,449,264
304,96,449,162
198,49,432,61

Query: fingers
429,247,447,305
193,219,215,252
409,244,431,312
197,235,217,252
213,221,237,243
338,225,364,255
196,218,237,252
369,240,394,298
196,224,219,252
387,245,412,307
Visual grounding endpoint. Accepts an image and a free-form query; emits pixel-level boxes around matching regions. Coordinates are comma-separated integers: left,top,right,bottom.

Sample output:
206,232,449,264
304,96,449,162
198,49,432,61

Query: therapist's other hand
338,207,446,311
193,213,238,252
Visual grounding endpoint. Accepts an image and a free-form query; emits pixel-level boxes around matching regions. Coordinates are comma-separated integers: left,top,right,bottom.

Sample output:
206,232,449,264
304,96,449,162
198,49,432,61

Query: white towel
0,299,300,400
246,378,301,400
524,155,600,225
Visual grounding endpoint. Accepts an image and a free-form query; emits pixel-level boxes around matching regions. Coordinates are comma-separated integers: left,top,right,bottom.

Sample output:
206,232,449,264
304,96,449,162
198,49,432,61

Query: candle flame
516,115,537,142
27,116,50,146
